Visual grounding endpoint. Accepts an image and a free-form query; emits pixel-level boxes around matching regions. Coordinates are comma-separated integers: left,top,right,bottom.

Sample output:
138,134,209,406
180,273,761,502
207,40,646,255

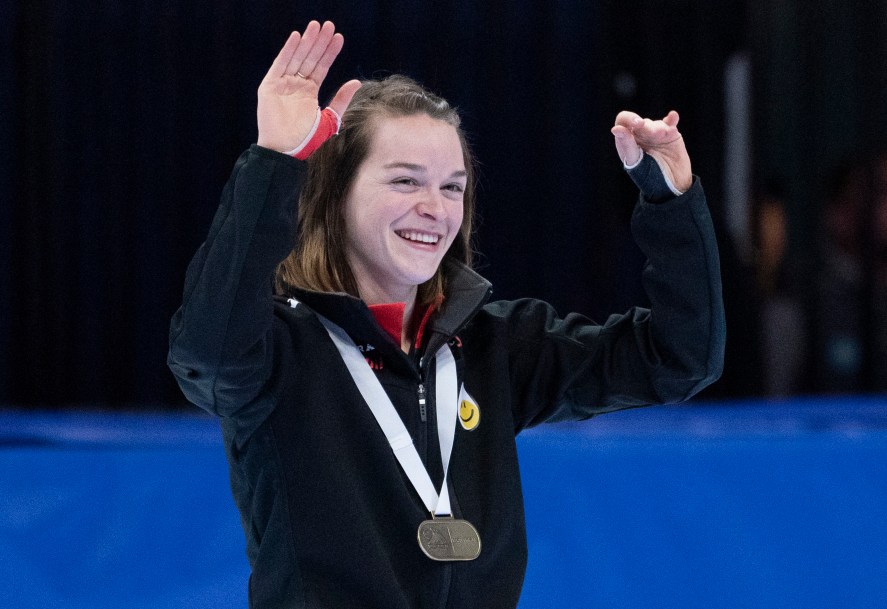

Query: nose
416,188,447,220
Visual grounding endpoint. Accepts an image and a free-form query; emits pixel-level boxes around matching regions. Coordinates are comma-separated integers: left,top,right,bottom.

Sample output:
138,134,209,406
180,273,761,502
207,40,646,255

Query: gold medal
417,517,481,561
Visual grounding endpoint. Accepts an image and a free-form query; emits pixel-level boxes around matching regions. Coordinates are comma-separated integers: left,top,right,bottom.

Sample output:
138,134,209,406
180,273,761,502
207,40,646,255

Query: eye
391,177,419,188
443,183,465,194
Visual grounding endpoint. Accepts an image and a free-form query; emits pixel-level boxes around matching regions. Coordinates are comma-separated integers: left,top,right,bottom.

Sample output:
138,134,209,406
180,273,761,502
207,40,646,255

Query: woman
169,20,724,609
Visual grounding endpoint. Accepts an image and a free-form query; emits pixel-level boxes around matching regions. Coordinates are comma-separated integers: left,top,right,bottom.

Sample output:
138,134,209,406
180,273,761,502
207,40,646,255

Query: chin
407,272,438,288
395,257,443,281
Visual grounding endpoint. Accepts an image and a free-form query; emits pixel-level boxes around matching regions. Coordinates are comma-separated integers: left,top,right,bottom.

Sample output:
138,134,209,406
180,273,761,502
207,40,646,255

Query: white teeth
397,230,439,244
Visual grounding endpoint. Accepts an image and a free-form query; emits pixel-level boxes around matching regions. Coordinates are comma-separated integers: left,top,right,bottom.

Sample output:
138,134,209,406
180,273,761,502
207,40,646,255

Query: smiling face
343,113,467,305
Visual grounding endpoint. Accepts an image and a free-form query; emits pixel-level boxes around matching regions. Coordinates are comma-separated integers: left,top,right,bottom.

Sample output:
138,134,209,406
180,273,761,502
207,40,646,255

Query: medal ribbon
318,315,457,517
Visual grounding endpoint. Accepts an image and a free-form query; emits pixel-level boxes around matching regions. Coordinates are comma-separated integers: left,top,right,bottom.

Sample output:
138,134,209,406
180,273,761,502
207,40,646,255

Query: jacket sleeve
167,145,303,420
493,178,725,431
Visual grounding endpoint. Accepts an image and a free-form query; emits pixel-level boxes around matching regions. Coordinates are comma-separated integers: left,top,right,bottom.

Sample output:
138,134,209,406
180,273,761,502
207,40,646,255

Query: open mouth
395,230,440,245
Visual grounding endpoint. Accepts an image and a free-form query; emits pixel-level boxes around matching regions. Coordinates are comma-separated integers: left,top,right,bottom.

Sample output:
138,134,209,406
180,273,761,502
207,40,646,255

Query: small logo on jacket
458,385,480,431
357,343,383,370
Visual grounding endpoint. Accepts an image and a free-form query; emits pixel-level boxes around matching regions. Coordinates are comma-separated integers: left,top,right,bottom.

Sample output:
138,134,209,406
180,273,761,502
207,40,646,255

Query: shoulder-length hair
275,75,476,306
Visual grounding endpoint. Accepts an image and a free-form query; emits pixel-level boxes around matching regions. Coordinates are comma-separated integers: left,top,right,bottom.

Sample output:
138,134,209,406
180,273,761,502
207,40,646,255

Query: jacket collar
424,259,492,355
284,259,492,355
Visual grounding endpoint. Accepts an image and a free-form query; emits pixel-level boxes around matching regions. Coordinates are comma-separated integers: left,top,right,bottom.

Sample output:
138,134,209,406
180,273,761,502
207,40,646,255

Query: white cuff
662,170,684,197
624,150,685,196
622,148,644,170
283,108,322,156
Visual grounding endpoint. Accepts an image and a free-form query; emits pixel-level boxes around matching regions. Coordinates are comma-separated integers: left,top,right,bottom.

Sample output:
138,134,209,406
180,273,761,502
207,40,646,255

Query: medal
319,314,482,561
418,517,481,561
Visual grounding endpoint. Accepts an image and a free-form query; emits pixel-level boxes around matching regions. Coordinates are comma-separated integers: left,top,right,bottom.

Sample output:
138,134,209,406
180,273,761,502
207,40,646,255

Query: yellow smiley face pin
458,385,480,431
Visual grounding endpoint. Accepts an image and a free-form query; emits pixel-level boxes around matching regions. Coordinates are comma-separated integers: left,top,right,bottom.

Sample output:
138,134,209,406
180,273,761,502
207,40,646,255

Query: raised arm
168,22,357,420
504,111,724,429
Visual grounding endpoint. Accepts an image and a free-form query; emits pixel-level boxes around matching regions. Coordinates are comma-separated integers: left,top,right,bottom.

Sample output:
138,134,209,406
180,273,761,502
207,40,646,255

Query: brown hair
275,75,476,306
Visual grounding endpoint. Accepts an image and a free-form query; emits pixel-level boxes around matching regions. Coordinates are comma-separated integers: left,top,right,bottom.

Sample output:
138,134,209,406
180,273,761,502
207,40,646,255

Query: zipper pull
417,383,427,422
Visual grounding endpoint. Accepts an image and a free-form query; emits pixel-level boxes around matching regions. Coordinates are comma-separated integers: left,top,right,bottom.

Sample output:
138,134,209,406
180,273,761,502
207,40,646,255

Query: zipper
417,355,428,422
417,382,427,422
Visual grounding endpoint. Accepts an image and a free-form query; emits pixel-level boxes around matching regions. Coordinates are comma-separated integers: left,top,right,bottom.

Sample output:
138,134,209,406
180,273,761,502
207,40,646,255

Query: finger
285,20,322,75
610,125,633,139
614,110,642,129
294,21,337,78
634,117,680,146
265,31,302,80
611,125,642,165
622,116,652,143
327,79,363,118
309,33,345,86
663,110,680,128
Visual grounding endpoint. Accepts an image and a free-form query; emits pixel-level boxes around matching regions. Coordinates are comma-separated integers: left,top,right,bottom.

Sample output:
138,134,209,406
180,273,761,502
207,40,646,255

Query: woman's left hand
611,110,692,192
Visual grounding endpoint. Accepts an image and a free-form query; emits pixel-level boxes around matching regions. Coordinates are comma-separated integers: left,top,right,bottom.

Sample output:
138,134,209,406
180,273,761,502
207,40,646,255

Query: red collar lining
367,295,443,350
367,302,406,346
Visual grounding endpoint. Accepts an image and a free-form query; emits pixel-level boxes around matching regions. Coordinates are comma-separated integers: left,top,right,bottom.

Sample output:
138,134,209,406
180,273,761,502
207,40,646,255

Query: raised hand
611,110,692,193
257,20,362,153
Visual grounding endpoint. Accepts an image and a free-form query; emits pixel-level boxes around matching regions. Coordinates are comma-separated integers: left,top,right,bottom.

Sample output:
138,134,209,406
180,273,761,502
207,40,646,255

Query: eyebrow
383,162,467,179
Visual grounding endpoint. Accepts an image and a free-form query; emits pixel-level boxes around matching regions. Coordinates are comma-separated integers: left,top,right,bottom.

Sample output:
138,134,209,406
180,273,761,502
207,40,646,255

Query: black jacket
168,145,725,608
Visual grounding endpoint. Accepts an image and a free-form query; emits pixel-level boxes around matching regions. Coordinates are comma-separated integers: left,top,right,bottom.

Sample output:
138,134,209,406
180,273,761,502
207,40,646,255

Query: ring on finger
296,71,309,79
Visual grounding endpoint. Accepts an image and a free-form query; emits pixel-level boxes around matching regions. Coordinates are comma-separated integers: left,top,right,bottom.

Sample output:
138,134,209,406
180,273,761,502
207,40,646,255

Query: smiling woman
342,115,465,324
167,19,725,609
275,74,476,343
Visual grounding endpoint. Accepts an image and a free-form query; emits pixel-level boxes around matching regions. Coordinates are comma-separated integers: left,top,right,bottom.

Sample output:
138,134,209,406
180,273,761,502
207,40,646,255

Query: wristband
625,152,685,203
285,107,342,160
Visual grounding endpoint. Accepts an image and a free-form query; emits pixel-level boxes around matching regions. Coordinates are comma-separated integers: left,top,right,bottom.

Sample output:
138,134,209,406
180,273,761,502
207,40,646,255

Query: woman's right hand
257,21,362,153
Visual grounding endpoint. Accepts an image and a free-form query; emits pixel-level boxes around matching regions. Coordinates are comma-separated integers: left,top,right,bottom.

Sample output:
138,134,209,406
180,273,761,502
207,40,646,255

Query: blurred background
2,0,886,409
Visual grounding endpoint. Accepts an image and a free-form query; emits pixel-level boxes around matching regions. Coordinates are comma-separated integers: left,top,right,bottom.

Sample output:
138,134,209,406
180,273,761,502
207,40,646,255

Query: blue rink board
1,397,886,609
